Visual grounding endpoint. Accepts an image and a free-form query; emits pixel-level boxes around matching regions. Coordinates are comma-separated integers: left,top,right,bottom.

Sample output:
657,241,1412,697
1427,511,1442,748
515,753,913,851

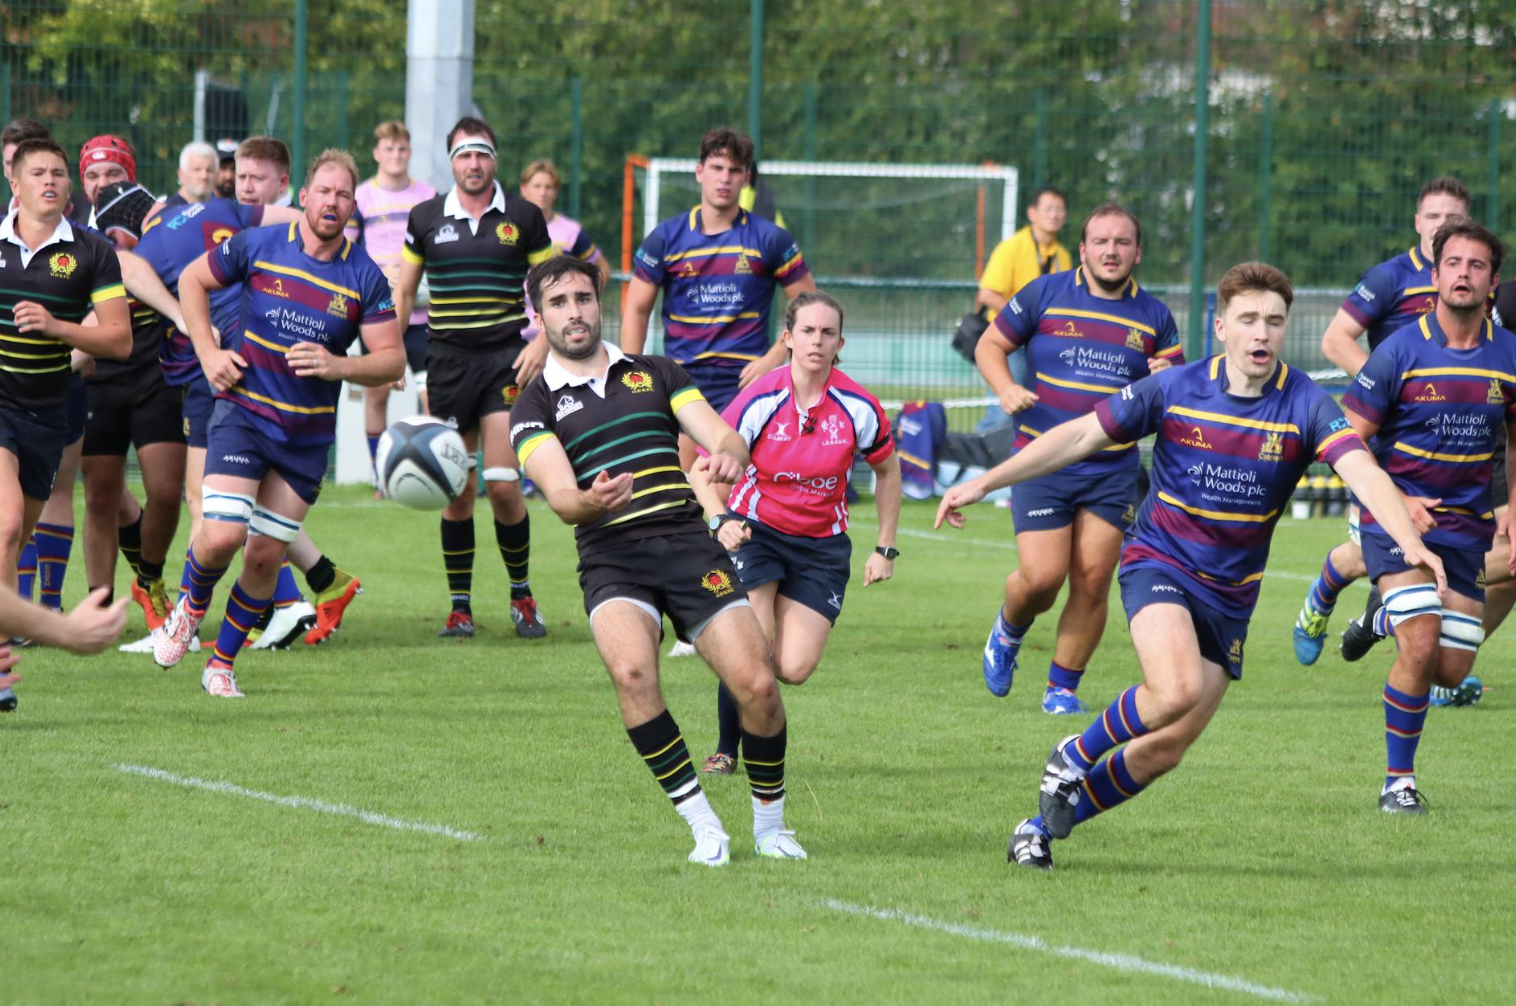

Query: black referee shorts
425,339,525,434
0,404,67,500
83,367,186,457
578,530,749,644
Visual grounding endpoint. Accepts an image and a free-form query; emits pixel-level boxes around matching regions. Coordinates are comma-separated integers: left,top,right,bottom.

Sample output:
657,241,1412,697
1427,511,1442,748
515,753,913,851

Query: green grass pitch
4,487,1512,1005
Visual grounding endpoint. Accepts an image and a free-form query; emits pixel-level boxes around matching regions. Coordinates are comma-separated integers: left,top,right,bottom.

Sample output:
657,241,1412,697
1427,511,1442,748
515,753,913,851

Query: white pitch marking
819,900,1319,1004
113,764,483,841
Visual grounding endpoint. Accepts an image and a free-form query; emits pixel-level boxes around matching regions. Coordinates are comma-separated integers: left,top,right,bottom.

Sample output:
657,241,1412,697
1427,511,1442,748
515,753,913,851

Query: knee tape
203,491,255,525
1383,583,1441,627
248,507,302,543
1439,610,1485,652
481,466,520,483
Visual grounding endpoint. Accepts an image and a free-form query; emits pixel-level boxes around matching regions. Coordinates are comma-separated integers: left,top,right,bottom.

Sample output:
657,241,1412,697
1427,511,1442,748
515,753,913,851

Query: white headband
449,139,497,161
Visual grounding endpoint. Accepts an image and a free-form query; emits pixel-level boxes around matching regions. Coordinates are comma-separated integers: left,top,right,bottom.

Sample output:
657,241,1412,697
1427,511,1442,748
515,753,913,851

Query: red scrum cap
79,134,137,182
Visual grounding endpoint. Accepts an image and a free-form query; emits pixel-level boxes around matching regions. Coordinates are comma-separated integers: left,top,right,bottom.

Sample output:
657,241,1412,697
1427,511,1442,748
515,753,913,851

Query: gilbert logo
1178,425,1213,450
767,421,791,442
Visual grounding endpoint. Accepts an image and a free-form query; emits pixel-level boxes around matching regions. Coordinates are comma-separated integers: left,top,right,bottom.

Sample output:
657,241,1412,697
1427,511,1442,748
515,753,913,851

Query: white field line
819,900,1319,1004
113,764,482,841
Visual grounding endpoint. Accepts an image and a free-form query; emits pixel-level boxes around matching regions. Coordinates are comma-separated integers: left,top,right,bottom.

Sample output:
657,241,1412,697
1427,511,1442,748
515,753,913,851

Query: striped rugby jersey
402,182,553,350
347,177,435,325
207,221,395,445
135,198,266,386
1342,312,1516,550
1095,355,1364,615
510,348,704,553
1341,247,1440,353
0,210,124,411
633,207,808,367
993,266,1184,478
722,365,893,538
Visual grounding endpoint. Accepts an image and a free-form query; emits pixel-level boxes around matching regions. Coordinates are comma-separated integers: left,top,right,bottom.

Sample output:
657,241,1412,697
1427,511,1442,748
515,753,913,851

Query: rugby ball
377,416,470,510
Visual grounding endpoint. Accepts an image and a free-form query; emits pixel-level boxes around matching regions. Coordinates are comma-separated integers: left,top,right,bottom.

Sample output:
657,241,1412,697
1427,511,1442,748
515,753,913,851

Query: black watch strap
875,546,900,560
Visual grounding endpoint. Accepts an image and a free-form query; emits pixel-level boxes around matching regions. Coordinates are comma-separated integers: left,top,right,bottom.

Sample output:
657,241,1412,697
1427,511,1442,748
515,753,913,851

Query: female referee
691,290,902,773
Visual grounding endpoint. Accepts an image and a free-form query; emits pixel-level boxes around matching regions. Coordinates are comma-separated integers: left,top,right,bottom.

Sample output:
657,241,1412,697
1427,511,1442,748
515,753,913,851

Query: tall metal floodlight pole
1187,0,1213,357
749,0,764,160
407,0,477,194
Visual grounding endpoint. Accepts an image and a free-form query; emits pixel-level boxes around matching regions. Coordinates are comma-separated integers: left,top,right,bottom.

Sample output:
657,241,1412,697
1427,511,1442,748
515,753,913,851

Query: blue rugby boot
1292,599,1331,666
982,611,1020,697
1041,686,1085,716
1430,675,1483,708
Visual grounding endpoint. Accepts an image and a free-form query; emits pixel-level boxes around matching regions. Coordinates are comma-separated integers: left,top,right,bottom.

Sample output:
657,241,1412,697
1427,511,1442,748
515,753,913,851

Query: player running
1291,177,1469,664
345,120,436,484
1338,219,1516,812
974,203,1183,714
393,116,555,640
689,290,901,773
937,262,1443,868
511,254,804,866
154,150,403,697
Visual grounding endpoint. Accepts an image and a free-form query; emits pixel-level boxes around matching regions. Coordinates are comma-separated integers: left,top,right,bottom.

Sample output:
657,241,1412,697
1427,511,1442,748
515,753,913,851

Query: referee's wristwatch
875,545,900,560
708,513,740,534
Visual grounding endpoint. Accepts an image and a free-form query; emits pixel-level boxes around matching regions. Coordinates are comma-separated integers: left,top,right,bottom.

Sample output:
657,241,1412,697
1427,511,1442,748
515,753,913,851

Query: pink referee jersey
349,176,435,325
722,366,894,538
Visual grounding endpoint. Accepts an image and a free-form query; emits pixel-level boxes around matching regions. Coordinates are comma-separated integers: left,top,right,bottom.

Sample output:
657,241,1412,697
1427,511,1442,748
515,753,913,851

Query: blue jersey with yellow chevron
206,221,395,445
136,198,265,386
1340,247,1441,352
1096,356,1364,615
633,206,809,366
1342,312,1516,550
992,266,1183,477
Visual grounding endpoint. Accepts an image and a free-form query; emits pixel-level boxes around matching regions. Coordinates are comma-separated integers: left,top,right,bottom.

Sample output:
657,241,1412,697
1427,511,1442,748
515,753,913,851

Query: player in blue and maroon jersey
974,204,1184,715
621,127,815,468
1292,177,1472,664
152,150,403,698
1339,219,1516,813
938,262,1443,869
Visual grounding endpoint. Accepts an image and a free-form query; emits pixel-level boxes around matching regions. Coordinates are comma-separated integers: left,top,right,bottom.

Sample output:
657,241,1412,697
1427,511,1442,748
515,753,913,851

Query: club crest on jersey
1488,379,1504,405
621,371,654,393
1257,431,1285,462
435,223,460,244
48,251,77,278
501,384,519,406
326,292,350,318
1178,426,1213,450
733,253,752,275
555,394,583,421
819,414,847,446
701,569,736,598
1125,328,1145,351
496,222,519,245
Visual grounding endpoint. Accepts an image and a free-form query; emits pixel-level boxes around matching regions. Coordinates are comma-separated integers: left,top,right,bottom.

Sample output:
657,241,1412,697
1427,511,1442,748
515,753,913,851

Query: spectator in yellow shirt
975,187,1070,428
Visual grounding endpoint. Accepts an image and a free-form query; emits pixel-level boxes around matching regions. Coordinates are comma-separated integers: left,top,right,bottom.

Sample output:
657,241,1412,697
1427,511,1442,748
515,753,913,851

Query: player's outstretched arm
675,400,749,483
118,250,188,332
522,436,633,525
935,412,1113,529
619,277,658,354
0,585,128,654
1320,309,1370,377
1333,448,1446,597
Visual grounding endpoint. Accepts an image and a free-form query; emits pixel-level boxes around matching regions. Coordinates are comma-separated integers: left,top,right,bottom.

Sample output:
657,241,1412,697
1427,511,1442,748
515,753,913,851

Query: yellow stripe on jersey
242,330,287,355
527,246,556,266
0,333,64,346
0,361,69,373
1315,428,1362,458
401,244,425,265
1165,405,1301,434
663,245,764,263
668,312,761,325
1195,569,1266,586
1399,365,1516,381
252,261,360,300
1036,372,1125,395
773,254,805,278
90,283,126,304
669,386,705,412
601,500,688,527
1043,307,1156,336
628,481,691,502
429,313,528,330
226,385,335,415
1158,491,1278,523
1392,441,1494,463
691,351,761,362
1156,343,1184,357
516,430,555,466
634,465,685,479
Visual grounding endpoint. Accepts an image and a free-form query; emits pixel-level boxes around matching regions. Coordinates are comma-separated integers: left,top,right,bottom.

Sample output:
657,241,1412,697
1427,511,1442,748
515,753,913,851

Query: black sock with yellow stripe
441,517,474,613
494,515,531,599
627,708,701,805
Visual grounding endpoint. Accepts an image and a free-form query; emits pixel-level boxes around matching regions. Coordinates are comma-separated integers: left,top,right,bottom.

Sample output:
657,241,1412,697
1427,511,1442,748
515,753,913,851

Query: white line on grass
113,764,483,841
818,899,1319,1004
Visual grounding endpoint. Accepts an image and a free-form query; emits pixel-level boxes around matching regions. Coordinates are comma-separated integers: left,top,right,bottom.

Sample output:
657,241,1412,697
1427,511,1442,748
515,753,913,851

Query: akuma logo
1415,297,1435,315
1412,382,1447,403
1054,321,1081,338
1178,425,1213,450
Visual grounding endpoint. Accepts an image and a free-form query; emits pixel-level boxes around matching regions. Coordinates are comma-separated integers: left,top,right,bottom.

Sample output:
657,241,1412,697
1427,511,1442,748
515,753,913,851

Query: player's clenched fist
588,470,633,514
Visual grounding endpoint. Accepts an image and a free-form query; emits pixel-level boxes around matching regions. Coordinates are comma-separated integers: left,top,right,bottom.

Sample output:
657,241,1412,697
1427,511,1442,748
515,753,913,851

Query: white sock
1383,776,1416,795
676,790,723,835
753,794,786,836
